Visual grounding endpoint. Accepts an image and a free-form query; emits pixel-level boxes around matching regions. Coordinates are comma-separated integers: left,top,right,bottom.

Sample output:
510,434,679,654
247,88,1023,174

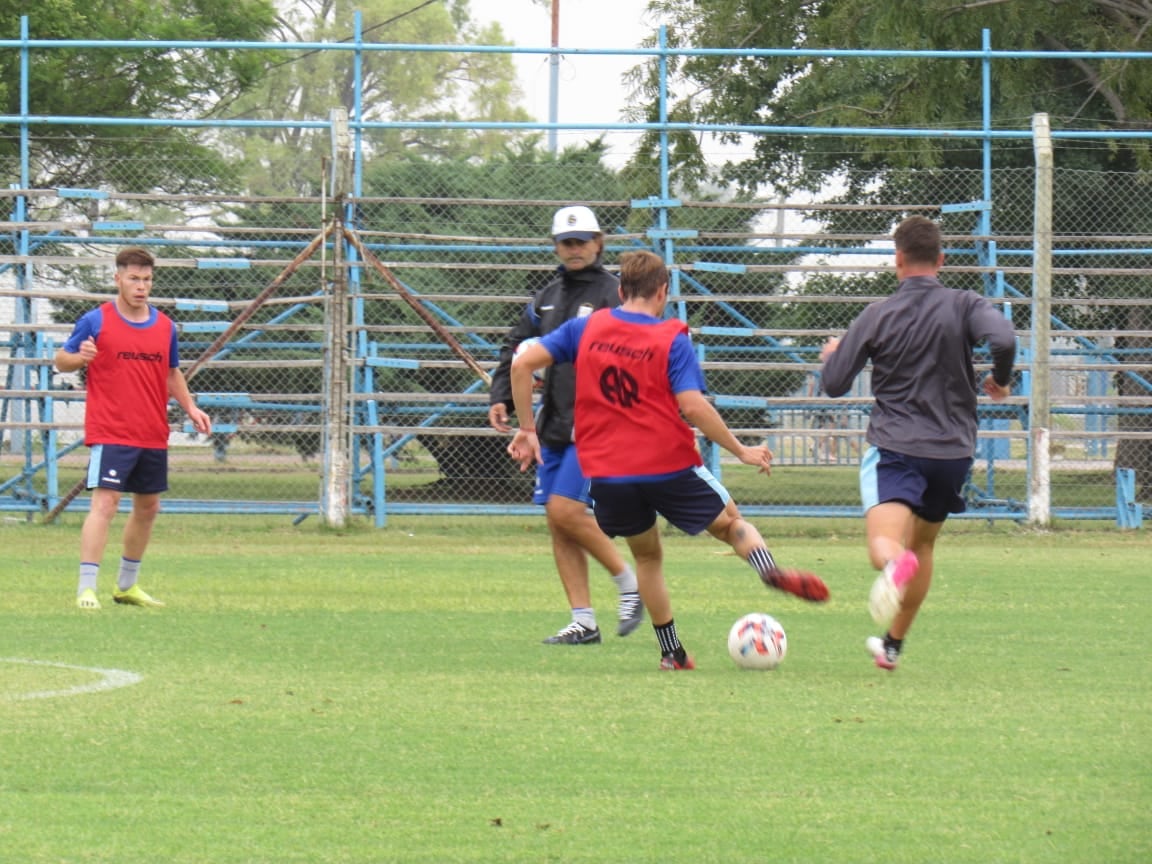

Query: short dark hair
893,216,941,266
618,250,667,300
116,246,155,269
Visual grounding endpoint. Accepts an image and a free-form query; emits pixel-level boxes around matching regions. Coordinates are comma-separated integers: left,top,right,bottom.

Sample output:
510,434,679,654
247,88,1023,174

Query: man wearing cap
488,206,643,645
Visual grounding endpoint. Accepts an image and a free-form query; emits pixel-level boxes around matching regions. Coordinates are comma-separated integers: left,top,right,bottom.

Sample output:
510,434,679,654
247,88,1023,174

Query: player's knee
545,497,586,530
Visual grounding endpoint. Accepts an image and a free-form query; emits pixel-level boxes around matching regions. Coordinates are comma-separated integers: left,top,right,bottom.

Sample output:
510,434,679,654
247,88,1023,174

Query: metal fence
2,25,1150,527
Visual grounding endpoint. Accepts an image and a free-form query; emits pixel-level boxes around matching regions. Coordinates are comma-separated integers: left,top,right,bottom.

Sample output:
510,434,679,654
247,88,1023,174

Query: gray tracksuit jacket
820,275,1017,460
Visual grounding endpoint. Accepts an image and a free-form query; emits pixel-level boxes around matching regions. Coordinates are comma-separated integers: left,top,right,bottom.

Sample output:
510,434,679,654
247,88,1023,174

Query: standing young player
488,206,642,645
820,216,1016,670
54,246,211,609
508,250,828,670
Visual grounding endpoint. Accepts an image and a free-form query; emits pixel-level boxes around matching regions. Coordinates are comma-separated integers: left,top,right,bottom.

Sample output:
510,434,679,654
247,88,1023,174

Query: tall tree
0,0,278,193
224,0,534,196
635,0,1152,188
633,0,1152,491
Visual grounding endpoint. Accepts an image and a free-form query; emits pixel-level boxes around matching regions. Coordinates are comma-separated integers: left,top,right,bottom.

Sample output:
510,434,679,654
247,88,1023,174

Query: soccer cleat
76,588,101,610
868,550,919,625
659,653,696,671
616,592,645,637
866,636,900,671
542,621,602,645
112,584,165,608
762,567,830,603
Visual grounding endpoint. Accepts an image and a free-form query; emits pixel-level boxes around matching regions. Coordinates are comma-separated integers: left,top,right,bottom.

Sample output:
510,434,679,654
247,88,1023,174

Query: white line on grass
0,657,144,701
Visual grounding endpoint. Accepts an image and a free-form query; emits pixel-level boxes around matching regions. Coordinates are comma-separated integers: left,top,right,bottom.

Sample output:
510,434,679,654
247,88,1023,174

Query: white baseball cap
551,205,601,241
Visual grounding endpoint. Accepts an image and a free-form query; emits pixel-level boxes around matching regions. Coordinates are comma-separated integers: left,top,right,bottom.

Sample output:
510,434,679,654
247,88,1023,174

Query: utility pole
548,0,560,154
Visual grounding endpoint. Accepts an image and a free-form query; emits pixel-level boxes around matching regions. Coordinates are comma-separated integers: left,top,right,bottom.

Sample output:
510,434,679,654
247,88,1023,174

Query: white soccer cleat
867,550,919,626
866,636,900,670
868,570,901,626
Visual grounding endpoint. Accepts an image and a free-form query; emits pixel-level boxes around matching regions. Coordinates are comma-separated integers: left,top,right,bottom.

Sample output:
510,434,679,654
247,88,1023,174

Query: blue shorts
533,444,592,506
860,446,970,524
86,444,169,495
590,466,731,538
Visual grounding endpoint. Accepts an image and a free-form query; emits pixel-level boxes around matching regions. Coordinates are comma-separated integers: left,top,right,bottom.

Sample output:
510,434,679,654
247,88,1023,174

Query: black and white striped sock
747,546,777,580
654,619,682,656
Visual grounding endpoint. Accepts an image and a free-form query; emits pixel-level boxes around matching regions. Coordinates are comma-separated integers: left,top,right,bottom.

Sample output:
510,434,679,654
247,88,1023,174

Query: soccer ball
868,572,901,626
727,613,787,670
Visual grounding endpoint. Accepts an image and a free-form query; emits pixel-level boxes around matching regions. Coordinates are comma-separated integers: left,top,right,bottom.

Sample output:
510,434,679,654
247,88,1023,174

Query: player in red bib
55,247,211,610
509,250,828,670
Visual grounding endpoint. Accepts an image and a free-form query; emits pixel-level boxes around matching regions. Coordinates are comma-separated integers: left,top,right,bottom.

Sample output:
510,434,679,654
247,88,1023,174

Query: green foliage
0,0,278,191
357,141,636,394
638,0,1152,188
225,0,534,196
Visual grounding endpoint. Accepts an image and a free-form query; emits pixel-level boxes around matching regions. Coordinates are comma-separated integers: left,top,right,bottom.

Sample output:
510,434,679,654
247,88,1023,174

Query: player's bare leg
708,500,829,602
888,518,942,640
112,492,165,607
547,520,592,609
865,501,915,571
865,503,941,668
545,494,642,637
546,496,601,609
541,495,624,643
76,487,122,608
121,492,161,561
624,524,670,625
625,524,691,669
80,487,121,566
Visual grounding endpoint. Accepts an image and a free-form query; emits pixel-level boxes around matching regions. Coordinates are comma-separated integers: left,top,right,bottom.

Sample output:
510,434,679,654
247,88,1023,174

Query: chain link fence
3,135,1150,525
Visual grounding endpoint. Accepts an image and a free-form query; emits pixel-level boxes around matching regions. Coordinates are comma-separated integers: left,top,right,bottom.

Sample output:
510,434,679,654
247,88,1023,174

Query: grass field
2,515,1149,863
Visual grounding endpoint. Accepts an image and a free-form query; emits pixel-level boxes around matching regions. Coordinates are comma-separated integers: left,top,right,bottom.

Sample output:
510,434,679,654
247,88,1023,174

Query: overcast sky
466,0,657,160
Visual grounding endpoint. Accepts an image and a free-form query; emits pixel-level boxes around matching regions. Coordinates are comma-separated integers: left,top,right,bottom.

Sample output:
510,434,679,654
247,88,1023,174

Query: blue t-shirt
63,305,180,368
540,308,705,394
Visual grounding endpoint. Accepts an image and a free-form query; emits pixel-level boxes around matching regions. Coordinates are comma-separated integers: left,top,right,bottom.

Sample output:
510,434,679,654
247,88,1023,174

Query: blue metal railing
3,16,1151,523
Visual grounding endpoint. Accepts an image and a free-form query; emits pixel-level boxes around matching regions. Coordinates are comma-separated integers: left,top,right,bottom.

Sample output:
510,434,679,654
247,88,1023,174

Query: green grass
2,516,1149,863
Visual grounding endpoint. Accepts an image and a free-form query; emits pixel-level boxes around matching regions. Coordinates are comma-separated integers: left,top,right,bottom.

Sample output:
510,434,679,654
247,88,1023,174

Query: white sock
612,567,638,595
572,607,597,630
78,562,99,594
118,557,141,592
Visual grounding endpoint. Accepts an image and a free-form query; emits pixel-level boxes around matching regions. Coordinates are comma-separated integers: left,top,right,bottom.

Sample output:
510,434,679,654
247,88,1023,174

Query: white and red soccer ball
727,612,788,670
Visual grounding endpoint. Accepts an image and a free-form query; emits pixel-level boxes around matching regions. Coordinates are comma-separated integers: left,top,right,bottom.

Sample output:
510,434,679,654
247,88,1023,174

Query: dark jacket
489,261,620,448
821,275,1016,459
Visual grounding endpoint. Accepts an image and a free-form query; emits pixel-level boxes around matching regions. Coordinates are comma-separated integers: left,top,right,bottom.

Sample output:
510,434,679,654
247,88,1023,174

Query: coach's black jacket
489,260,620,449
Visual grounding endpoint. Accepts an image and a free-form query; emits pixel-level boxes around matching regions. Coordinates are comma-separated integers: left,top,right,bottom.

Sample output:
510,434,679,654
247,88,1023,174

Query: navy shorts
533,443,592,506
86,444,169,495
860,446,970,524
590,466,731,538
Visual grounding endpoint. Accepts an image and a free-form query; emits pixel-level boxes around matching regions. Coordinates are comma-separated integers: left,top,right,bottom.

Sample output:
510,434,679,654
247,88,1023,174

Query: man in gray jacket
820,215,1016,671
489,206,642,644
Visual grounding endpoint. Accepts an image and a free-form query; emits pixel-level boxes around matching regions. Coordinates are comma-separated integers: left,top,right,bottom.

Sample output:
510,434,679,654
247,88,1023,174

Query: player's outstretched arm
677,390,773,475
506,340,553,471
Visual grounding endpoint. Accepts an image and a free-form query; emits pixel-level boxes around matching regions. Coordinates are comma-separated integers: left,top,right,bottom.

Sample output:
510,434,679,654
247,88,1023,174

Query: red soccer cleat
762,568,829,603
658,654,696,671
